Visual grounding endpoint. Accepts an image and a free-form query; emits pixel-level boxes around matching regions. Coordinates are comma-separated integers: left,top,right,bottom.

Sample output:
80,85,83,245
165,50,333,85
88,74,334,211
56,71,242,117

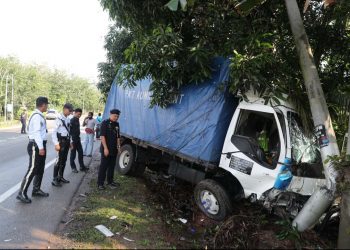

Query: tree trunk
284,0,340,232
338,116,350,248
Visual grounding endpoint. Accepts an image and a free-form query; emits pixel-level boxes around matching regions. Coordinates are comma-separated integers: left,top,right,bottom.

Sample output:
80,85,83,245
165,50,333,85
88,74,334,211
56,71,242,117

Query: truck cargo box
103,58,238,167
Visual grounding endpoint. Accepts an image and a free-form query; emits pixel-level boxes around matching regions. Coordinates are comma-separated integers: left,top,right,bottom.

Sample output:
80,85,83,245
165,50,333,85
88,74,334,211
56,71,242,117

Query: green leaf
165,0,179,11
179,0,187,10
235,0,267,15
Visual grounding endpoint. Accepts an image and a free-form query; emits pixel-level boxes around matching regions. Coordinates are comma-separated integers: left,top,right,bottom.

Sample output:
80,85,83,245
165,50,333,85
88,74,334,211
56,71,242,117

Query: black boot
32,189,49,197
33,174,44,192
60,177,70,183
52,178,62,187
16,193,31,203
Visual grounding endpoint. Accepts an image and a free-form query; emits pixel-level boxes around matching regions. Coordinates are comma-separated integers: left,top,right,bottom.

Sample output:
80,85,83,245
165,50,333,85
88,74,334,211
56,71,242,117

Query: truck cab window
233,110,281,168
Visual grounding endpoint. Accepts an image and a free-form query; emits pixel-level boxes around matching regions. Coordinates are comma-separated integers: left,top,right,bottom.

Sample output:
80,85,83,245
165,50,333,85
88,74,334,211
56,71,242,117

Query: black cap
63,103,74,112
36,96,49,107
110,109,121,115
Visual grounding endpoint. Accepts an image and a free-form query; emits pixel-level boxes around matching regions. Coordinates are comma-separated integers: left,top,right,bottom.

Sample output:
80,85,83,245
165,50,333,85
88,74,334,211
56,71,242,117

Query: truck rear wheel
116,144,134,175
194,179,233,221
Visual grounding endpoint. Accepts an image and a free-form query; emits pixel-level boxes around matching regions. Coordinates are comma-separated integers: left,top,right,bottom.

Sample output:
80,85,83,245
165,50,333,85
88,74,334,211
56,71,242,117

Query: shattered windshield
288,112,321,164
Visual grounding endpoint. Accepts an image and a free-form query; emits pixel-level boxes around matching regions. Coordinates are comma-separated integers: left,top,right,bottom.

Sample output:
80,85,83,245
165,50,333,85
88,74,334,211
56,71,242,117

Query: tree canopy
97,0,349,141
0,56,102,117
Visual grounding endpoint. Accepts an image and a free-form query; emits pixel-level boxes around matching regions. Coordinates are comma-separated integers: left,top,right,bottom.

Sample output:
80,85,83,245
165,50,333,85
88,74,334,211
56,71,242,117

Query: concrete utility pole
11,75,14,121
4,74,8,122
0,70,8,113
284,0,340,232
82,90,85,114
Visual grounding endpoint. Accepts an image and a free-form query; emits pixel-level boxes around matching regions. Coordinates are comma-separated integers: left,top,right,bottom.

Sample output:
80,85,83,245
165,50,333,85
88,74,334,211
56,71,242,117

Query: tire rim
119,150,130,169
200,190,219,215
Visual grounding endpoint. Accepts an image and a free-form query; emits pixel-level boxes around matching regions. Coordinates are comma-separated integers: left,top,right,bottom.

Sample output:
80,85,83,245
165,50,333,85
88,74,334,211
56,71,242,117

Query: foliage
325,152,350,170
98,0,350,137
325,153,350,193
97,27,133,100
0,56,102,117
275,220,302,249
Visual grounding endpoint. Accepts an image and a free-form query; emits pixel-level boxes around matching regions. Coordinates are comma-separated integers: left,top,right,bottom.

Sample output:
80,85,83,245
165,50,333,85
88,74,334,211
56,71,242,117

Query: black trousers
70,138,84,169
97,154,117,186
21,120,26,133
53,137,70,180
19,141,47,195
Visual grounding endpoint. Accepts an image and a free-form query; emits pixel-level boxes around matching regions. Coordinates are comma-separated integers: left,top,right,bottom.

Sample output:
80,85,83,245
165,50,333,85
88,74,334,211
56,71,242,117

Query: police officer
52,103,74,186
70,108,89,172
17,97,49,203
97,109,121,190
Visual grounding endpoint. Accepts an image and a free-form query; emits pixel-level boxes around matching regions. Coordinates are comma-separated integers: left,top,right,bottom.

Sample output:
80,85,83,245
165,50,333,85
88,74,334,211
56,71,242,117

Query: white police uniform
18,108,48,200
52,113,71,184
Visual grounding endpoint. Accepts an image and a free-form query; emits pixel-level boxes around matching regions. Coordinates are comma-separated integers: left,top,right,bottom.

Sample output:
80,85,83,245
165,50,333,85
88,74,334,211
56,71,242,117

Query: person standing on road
52,103,74,187
95,112,103,140
17,97,49,203
70,108,89,173
97,109,121,190
20,108,28,134
83,112,96,157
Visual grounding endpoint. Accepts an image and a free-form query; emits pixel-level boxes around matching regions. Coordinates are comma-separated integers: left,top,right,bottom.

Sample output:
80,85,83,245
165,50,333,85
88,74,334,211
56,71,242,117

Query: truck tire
194,179,233,221
116,144,134,175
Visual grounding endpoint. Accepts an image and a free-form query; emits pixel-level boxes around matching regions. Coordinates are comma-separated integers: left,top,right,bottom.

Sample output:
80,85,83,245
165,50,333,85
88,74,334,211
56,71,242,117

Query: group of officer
16,96,121,203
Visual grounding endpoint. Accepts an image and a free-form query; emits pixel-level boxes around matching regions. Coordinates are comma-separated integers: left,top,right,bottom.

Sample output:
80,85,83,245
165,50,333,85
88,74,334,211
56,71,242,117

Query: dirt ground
50,153,338,249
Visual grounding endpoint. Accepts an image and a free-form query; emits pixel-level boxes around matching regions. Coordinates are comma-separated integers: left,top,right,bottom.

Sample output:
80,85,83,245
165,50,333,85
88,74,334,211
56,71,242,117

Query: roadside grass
65,174,185,249
0,119,20,128
57,158,336,249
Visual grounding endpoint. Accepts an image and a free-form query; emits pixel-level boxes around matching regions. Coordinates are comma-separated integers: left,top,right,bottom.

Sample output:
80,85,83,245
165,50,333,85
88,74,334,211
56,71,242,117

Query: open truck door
220,102,288,200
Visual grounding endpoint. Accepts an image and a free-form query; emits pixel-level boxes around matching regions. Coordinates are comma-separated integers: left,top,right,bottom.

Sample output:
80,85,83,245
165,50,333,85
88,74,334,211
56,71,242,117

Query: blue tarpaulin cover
103,58,237,165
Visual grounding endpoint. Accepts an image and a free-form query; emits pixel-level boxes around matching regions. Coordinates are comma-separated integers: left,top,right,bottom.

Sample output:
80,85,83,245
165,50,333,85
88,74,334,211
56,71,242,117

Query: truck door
220,104,286,198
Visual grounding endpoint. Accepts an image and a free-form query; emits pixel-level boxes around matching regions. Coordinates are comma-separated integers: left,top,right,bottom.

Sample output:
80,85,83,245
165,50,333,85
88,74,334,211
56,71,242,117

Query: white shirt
52,113,71,146
28,109,48,150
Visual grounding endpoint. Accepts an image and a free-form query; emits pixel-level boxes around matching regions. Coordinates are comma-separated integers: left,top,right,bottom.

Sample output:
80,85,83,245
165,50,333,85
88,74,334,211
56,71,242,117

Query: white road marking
0,158,57,204
7,137,19,140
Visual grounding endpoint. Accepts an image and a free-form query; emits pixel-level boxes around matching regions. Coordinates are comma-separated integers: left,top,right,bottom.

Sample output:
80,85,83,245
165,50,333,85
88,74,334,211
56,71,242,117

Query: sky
0,0,112,82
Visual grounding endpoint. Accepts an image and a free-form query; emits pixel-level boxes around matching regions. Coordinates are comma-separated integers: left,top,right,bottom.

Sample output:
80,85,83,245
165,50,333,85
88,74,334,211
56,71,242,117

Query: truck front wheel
194,179,233,221
116,144,134,175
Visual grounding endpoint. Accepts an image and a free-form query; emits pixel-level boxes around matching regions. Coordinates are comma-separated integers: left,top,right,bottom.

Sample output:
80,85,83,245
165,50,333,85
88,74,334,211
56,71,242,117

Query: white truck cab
215,96,326,218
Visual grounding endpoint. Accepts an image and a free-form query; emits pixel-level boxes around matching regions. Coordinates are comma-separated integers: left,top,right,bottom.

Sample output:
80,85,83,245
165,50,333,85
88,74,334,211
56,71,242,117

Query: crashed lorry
103,58,326,221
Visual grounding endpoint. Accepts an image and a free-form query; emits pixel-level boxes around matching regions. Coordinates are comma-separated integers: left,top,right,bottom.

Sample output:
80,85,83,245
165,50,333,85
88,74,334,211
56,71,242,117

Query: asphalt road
0,121,99,248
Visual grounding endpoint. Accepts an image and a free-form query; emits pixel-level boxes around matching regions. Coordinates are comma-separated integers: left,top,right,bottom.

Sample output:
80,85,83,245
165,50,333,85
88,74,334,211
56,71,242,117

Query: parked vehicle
103,58,326,221
46,109,57,120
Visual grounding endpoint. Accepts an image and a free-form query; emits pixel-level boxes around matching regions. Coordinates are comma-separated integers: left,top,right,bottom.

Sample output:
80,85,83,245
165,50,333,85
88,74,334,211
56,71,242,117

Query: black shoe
60,177,70,183
107,183,118,190
32,189,49,197
72,168,78,173
52,179,62,187
108,181,120,187
16,193,32,203
107,182,120,190
98,185,106,190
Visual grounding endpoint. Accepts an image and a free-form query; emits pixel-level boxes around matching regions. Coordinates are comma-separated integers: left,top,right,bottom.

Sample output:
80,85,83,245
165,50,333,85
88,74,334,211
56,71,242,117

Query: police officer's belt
57,133,70,139
29,139,48,143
